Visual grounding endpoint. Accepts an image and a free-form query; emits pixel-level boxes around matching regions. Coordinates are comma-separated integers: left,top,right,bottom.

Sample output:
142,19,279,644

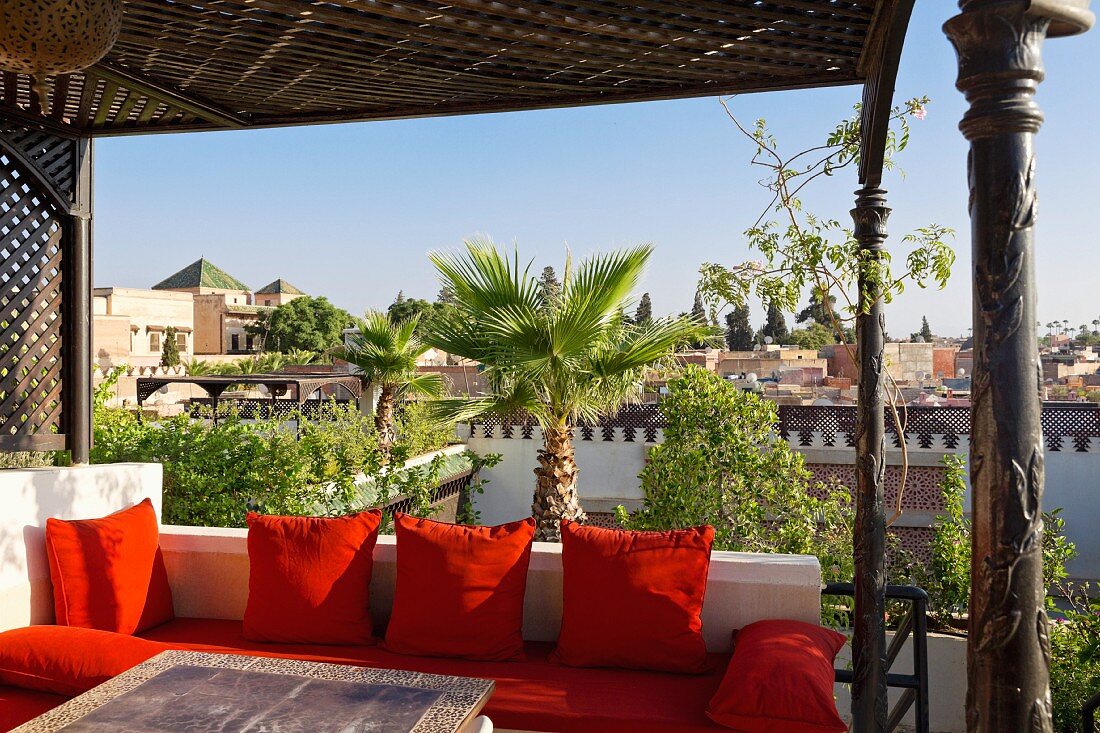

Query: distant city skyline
93,3,1098,338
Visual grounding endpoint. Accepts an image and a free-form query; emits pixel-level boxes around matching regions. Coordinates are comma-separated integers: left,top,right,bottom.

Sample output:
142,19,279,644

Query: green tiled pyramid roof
153,258,250,292
256,278,304,295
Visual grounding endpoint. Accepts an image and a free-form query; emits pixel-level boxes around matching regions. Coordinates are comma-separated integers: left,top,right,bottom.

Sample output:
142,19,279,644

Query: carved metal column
849,3,914,730
851,185,890,733
944,2,1092,731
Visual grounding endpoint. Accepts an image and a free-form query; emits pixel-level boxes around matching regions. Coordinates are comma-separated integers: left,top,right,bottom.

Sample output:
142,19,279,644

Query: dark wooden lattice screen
0,126,89,452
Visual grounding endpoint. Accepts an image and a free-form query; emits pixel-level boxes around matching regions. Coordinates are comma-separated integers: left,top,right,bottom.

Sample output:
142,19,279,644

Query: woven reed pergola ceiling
0,0,887,136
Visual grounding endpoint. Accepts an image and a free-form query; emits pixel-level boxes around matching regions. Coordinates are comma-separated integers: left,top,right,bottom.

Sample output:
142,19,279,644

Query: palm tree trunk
532,425,586,541
375,386,396,460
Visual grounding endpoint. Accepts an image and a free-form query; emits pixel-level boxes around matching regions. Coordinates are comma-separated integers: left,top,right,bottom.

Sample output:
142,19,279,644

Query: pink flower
913,105,927,121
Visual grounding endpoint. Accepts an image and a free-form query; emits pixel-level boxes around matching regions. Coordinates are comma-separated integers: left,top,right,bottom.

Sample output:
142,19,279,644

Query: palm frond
588,316,704,377
429,238,541,315
401,371,445,399
339,310,433,390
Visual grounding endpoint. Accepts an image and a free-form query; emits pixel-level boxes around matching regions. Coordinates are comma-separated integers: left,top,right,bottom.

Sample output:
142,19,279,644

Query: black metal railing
1084,689,1100,733
382,468,474,518
189,397,356,420
823,582,930,733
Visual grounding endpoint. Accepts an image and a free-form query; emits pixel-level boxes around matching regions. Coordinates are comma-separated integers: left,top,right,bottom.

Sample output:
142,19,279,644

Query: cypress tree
762,302,790,344
724,304,754,350
920,315,933,342
634,292,653,326
690,291,706,324
161,326,181,367
539,266,561,312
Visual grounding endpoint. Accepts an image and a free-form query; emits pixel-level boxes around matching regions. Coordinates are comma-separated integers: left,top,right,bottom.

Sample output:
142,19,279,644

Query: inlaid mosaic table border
14,650,495,733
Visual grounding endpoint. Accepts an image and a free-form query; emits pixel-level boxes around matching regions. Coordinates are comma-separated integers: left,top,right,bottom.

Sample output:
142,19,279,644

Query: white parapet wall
835,631,968,733
467,428,653,524
469,426,1100,582
0,463,164,632
159,525,822,653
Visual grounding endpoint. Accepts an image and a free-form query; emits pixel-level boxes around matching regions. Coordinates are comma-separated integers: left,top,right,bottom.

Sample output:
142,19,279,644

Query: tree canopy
790,322,833,350
387,292,434,325
797,289,841,327
249,296,352,353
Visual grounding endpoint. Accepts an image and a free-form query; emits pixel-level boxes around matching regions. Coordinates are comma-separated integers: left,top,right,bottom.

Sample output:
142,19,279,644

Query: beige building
93,288,194,368
153,258,278,355
824,342,935,384
193,296,269,354
98,259,308,359
717,347,828,379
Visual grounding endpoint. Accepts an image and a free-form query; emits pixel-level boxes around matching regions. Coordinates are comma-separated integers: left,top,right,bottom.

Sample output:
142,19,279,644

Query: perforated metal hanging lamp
0,0,123,105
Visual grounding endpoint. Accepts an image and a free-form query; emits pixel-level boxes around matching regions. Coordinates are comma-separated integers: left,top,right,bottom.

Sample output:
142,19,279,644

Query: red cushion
244,510,382,644
0,626,166,697
706,619,847,733
552,521,714,673
384,514,535,661
0,686,68,732
138,617,730,733
45,498,175,634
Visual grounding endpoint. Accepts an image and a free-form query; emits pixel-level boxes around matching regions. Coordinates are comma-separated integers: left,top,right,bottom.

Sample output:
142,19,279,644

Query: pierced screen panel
0,135,67,450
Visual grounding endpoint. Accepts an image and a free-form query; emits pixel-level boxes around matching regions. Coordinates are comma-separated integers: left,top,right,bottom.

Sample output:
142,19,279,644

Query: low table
14,650,495,733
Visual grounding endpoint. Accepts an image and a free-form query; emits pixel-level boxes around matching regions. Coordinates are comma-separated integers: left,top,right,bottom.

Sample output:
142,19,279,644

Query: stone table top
14,650,495,733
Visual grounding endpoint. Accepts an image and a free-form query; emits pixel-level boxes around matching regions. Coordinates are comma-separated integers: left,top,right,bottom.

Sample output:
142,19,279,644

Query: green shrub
1050,586,1100,733
395,401,456,456
621,366,854,602
911,455,970,629
911,455,1079,631
0,451,57,468
908,454,1090,729
92,398,463,528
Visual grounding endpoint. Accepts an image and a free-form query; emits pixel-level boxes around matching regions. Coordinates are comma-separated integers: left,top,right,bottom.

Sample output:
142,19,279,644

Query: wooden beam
0,101,78,139
91,61,250,128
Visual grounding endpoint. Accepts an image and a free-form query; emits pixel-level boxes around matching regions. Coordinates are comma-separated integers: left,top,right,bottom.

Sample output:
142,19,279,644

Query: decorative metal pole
849,3,914,728
944,2,1092,731
851,185,890,733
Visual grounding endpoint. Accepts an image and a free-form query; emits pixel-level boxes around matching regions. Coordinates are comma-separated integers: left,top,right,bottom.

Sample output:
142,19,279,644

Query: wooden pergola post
65,138,94,464
944,1,1093,730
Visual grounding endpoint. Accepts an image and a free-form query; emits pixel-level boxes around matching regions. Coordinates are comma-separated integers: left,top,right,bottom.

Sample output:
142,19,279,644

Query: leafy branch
699,96,956,524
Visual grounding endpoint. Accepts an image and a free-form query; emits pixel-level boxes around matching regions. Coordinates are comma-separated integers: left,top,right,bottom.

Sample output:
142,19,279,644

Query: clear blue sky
93,4,1099,338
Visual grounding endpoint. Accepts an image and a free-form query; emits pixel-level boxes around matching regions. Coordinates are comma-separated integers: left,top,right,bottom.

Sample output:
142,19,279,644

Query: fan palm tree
423,238,705,541
337,311,444,458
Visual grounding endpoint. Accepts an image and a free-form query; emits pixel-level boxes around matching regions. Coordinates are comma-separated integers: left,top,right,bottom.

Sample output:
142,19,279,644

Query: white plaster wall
1043,451,1100,581
0,463,164,631
467,430,653,525
159,526,822,653
835,632,968,733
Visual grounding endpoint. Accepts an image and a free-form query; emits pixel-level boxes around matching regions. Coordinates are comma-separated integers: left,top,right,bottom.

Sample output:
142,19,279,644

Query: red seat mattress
138,618,730,733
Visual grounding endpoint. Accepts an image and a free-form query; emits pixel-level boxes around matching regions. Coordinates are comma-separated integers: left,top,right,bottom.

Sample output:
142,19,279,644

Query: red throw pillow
45,498,175,635
384,514,535,661
552,521,714,673
244,510,383,644
707,619,847,733
0,625,166,697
